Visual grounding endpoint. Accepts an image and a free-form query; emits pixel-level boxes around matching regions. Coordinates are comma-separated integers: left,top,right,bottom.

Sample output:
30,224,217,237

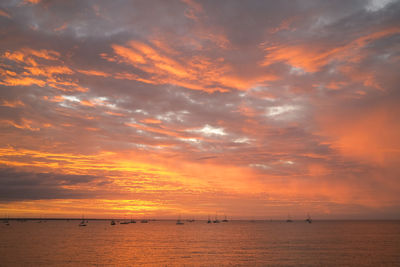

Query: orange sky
0,0,399,219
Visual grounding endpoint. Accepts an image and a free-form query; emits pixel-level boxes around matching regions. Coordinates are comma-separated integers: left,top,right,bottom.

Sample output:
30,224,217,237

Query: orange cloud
141,118,162,124
54,22,68,32
25,65,73,77
269,16,297,34
1,118,40,131
4,48,59,63
0,100,25,107
0,9,11,18
0,143,397,217
105,111,125,117
317,103,400,164
181,0,203,21
43,95,64,102
308,163,331,177
111,40,276,92
0,76,46,87
339,65,384,91
263,27,400,73
77,69,110,77
80,100,95,107
125,122,186,139
1,48,88,92
23,0,41,4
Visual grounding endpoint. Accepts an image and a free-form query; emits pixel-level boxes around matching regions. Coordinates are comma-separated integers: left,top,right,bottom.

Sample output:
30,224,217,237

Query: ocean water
1,220,399,266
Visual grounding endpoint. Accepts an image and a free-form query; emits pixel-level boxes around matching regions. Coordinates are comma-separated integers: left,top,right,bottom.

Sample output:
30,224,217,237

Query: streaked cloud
0,9,11,18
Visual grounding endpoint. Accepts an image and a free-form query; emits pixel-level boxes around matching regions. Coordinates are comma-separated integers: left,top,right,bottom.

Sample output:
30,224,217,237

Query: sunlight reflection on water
1,220,399,266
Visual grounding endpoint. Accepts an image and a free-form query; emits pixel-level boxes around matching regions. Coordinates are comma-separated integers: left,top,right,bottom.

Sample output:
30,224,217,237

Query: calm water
1,220,399,266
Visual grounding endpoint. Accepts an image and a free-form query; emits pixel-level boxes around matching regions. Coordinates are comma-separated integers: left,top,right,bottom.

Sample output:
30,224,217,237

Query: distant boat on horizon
213,214,220,223
176,216,184,225
286,214,293,223
120,221,130,224
306,214,312,224
207,215,211,224
111,220,116,225
140,219,148,223
222,215,228,222
79,215,87,226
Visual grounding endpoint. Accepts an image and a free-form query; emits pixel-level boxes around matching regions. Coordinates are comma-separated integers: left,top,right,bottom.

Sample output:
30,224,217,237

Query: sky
0,0,399,219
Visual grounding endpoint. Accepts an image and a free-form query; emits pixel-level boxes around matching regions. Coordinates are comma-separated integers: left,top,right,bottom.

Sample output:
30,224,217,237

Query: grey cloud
0,168,101,200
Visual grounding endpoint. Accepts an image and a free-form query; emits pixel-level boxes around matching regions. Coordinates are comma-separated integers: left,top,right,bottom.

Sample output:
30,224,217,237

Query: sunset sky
0,0,399,219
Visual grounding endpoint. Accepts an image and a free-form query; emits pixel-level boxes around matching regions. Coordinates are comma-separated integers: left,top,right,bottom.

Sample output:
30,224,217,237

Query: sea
1,220,399,266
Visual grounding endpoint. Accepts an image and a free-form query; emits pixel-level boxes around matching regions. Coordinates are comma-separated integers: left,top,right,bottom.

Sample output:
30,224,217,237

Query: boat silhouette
79,215,87,226
305,214,312,224
176,215,184,225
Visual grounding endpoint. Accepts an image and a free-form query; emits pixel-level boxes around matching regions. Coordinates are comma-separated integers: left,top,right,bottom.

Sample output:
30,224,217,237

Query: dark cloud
0,168,101,200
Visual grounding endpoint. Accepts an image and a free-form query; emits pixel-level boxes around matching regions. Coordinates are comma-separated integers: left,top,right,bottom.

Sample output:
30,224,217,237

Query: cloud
23,0,41,5
0,168,100,200
262,27,400,74
366,0,396,12
110,39,266,92
316,91,400,165
0,9,11,18
0,47,87,92
0,0,399,218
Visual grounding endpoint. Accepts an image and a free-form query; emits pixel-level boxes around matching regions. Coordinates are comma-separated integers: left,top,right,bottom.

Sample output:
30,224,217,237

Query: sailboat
79,215,87,226
213,214,220,223
110,220,116,225
130,216,136,223
286,214,293,223
3,217,9,226
305,213,312,224
207,215,211,224
176,215,184,225
222,215,228,222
